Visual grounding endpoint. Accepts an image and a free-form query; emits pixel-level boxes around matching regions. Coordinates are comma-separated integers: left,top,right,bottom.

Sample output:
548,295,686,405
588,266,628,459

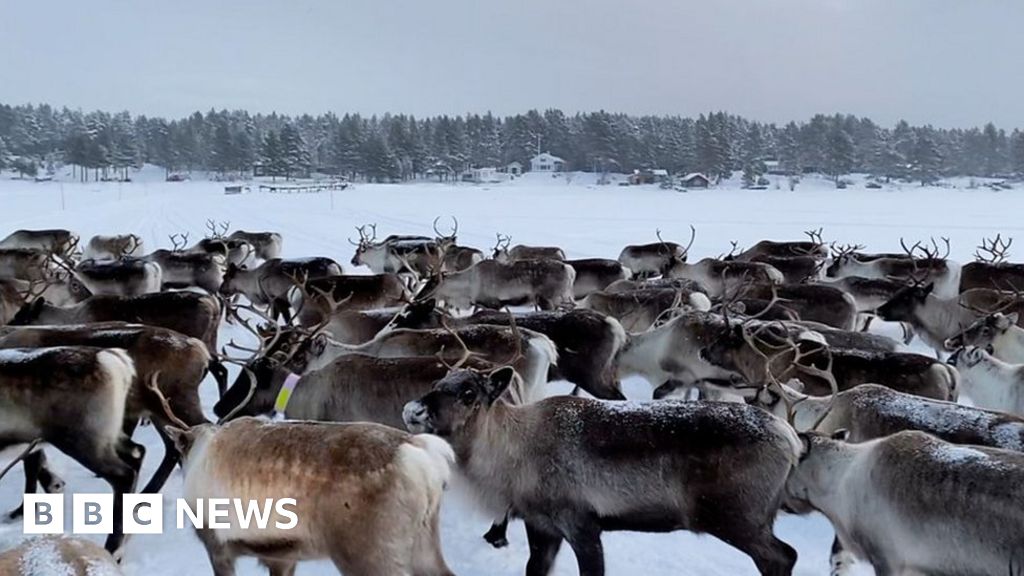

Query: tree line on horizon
0,101,1023,184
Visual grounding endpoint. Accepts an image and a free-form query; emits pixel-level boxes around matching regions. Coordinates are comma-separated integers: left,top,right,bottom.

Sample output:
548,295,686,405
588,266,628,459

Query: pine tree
0,136,9,172
280,124,311,179
260,131,286,181
331,115,364,180
824,123,855,184
361,131,398,183
1011,130,1024,177
210,119,235,175
911,132,943,185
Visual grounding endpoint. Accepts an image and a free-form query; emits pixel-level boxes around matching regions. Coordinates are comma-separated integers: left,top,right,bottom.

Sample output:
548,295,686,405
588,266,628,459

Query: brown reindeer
1,346,141,557
165,418,455,576
10,291,228,395
0,322,211,496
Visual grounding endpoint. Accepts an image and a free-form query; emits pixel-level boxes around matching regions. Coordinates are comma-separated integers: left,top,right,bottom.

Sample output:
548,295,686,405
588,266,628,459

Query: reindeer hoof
484,534,509,549
6,505,24,521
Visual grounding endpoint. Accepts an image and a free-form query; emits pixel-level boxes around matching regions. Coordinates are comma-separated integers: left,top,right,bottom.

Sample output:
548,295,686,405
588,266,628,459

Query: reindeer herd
3,220,1024,576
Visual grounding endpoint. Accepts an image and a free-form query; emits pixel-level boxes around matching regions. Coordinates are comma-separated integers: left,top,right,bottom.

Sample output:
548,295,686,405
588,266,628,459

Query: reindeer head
784,429,851,515
349,224,378,266
433,216,459,250
945,312,1018,352
825,243,865,277
657,226,696,273
403,366,518,437
876,282,933,322
491,233,512,261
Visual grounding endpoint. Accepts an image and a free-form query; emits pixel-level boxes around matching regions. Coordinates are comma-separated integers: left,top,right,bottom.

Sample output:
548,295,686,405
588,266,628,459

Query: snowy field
0,169,1020,575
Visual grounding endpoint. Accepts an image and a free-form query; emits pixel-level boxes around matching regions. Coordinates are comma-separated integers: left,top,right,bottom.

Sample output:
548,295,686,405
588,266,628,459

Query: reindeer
727,229,828,261
0,322,211,496
431,216,484,272
960,234,1024,292
614,310,745,398
736,283,858,330
0,537,122,575
491,233,566,263
603,276,708,294
302,323,558,401
822,275,911,335
948,346,1024,417
664,257,784,298
945,312,1024,364
290,273,409,327
581,287,711,332
350,224,444,276
0,229,79,259
165,417,454,576
74,257,163,296
166,221,253,268
747,254,822,284
219,257,344,322
416,259,575,311
876,283,1024,357
403,369,801,576
215,353,492,425
565,258,631,299
700,321,958,400
827,238,960,298
144,234,226,293
0,248,62,282
790,320,898,353
786,429,1024,576
617,227,694,279
83,233,144,261
390,302,628,400
226,230,283,261
10,291,228,395
0,347,141,557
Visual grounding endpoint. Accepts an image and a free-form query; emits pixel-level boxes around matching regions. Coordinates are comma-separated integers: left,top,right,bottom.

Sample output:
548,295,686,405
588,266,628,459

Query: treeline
1,102,1023,183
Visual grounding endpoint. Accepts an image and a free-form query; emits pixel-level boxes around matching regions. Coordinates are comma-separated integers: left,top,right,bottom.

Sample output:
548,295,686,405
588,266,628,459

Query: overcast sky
1,0,1021,128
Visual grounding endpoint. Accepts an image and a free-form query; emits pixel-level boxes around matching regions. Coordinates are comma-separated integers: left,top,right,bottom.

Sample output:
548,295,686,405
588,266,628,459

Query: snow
2,169,1020,575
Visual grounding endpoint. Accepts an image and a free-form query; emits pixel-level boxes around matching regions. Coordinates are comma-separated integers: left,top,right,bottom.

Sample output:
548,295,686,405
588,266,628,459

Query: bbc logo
23,494,163,535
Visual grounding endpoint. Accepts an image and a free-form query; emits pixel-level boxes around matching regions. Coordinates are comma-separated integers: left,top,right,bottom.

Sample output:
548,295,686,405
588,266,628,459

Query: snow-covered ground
0,169,1019,575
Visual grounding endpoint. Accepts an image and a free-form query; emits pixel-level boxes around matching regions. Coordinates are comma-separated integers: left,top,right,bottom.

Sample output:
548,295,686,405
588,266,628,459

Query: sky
1,0,1022,128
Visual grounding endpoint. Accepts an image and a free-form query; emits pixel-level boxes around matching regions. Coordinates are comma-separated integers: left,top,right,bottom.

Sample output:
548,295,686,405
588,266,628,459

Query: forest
0,102,1022,184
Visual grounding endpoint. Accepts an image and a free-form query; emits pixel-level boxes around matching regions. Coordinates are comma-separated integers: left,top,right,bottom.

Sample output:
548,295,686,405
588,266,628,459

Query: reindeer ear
922,282,934,297
163,425,195,456
831,429,850,442
310,334,328,356
1004,313,1019,328
797,433,812,461
485,366,517,404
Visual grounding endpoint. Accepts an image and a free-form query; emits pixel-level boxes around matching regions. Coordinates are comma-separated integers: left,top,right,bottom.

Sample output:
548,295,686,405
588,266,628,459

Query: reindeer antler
975,234,1013,264
169,233,190,252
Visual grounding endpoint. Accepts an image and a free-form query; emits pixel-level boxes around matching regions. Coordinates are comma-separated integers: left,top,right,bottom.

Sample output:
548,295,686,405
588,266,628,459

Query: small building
426,161,455,182
763,160,786,175
679,173,711,188
530,152,565,173
629,168,670,185
459,167,501,184
503,161,523,176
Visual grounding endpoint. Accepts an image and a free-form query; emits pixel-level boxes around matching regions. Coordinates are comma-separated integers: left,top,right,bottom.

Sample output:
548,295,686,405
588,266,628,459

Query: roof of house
682,172,710,181
650,169,669,176
531,152,564,163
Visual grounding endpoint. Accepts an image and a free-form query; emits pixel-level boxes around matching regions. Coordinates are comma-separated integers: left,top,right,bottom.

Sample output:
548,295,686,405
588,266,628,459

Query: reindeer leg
525,522,563,576
483,513,510,548
209,359,229,398
558,516,605,576
6,449,45,520
830,534,856,576
140,423,181,493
